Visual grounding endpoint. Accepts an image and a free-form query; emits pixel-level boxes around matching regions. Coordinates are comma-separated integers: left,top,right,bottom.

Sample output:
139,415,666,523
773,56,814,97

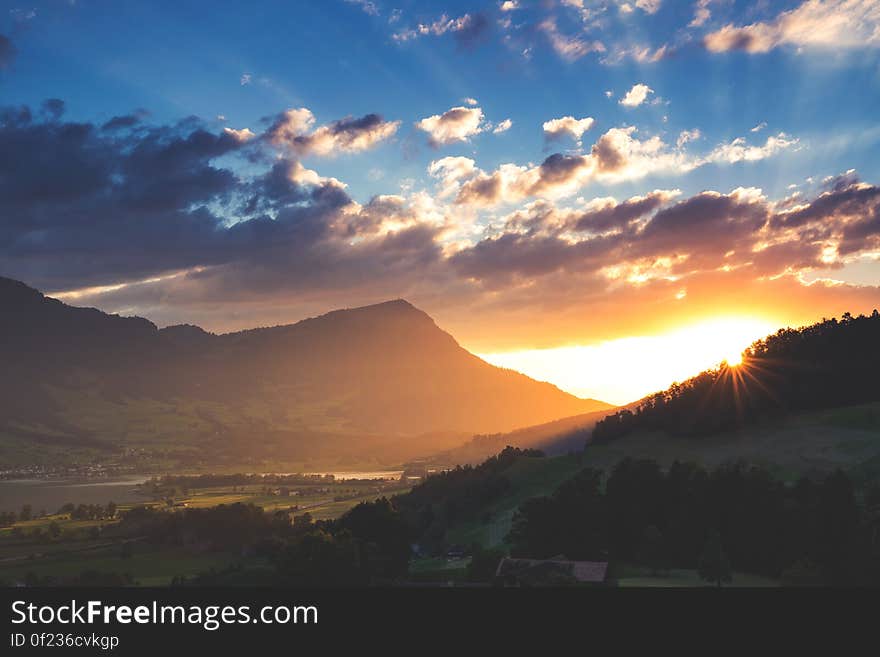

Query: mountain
0,276,611,468
416,313,880,481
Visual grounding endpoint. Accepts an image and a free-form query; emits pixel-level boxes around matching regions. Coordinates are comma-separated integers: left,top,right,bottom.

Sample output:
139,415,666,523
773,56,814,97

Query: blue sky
5,0,879,205
1,0,879,400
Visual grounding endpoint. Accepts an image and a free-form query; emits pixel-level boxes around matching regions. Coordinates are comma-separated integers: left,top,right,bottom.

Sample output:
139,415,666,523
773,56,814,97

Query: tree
698,531,732,588
466,543,505,583
639,525,668,576
19,504,32,522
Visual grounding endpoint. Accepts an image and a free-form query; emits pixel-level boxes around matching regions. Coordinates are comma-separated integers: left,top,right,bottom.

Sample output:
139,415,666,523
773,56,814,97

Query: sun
477,316,776,405
724,350,744,367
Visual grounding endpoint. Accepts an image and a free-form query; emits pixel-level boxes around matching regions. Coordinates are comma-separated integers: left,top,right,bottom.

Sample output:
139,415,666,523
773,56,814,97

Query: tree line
507,458,880,585
117,498,411,586
392,446,543,555
593,311,880,443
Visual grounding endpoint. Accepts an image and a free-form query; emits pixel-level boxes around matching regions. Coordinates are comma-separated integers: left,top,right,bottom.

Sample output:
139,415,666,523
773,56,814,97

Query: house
445,544,467,560
495,557,609,587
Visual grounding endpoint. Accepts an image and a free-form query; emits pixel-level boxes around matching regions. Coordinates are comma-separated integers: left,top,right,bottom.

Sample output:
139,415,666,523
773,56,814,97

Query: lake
0,475,150,513
0,470,404,513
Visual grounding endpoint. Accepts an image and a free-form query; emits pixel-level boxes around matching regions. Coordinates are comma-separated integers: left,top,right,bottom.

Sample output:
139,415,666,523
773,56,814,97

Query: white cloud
636,0,662,14
500,0,520,11
751,122,768,133
676,128,701,148
705,133,800,164
493,118,513,134
689,0,713,28
705,0,880,54
393,13,484,42
543,116,596,143
416,106,486,146
430,126,801,208
223,127,255,142
619,83,654,107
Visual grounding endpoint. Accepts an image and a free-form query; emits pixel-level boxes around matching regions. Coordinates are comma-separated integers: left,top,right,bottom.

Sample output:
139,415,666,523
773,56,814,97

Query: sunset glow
478,317,778,406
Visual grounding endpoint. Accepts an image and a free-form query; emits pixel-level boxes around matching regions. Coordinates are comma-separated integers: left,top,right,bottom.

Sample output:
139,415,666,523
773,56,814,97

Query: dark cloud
0,101,436,304
265,108,399,156
634,191,768,259
1,98,878,346
102,114,143,131
591,131,628,172
451,232,615,284
449,183,879,287
457,172,503,205
777,182,880,229
536,153,589,187
0,103,337,288
572,190,676,233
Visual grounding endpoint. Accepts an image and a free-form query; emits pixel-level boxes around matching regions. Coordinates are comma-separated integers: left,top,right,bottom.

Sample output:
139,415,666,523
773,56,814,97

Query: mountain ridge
0,275,612,468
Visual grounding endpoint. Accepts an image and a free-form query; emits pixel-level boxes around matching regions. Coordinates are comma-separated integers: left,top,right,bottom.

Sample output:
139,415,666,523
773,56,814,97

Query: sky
1,0,879,404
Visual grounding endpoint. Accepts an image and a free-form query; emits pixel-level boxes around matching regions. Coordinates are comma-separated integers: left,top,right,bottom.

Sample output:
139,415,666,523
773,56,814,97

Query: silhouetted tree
698,531,732,588
592,312,880,443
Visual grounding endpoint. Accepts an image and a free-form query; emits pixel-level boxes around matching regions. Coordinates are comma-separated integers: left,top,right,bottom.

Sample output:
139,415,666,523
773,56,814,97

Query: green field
582,402,880,483
0,477,410,586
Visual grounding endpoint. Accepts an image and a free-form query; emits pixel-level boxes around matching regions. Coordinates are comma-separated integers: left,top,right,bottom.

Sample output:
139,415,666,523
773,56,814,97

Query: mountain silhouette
0,276,611,467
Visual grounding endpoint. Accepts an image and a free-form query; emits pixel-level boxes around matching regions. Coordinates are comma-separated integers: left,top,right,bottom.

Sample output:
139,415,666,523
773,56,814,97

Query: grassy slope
445,455,586,548
440,403,880,553
582,402,880,482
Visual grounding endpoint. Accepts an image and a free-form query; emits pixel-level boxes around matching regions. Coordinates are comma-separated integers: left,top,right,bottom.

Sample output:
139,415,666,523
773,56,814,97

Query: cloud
416,105,486,146
449,177,880,298
750,121,767,133
500,1,520,11
266,107,400,156
704,0,880,54
240,73,252,86
705,133,799,164
539,17,605,61
603,44,669,64
635,0,662,14
619,83,654,107
434,125,799,209
4,101,875,356
0,101,431,299
0,34,15,68
689,0,713,27
223,127,256,142
570,189,682,233
676,128,701,148
394,12,491,47
493,118,513,134
542,116,595,143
